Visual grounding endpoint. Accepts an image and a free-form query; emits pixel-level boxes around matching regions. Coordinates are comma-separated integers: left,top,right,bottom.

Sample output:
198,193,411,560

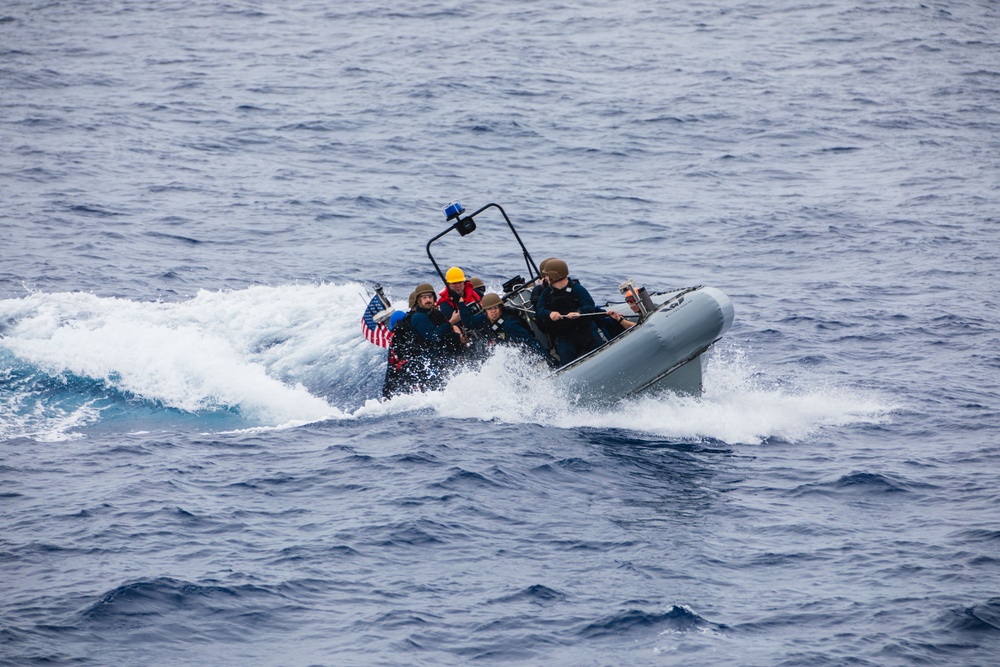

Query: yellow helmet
445,267,466,283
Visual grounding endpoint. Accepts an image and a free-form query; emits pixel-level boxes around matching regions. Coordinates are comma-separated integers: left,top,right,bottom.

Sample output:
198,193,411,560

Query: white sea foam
2,285,896,443
0,285,386,432
364,343,897,445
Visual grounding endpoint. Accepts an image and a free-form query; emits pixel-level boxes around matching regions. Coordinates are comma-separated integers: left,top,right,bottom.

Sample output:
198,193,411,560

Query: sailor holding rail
534,258,604,366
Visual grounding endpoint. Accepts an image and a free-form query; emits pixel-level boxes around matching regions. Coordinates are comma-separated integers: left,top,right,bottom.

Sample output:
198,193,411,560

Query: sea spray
364,343,896,445
0,285,375,436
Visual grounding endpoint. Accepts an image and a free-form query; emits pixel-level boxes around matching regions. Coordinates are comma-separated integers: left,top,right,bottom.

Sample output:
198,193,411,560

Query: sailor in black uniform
534,259,602,366
383,282,464,398
467,292,547,359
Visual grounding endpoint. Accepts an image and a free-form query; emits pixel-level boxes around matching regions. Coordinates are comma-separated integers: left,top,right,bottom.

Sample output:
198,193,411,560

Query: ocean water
2,1,999,665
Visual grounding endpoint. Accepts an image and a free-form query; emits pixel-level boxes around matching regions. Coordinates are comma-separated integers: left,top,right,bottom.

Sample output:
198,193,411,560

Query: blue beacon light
444,201,476,236
444,201,465,221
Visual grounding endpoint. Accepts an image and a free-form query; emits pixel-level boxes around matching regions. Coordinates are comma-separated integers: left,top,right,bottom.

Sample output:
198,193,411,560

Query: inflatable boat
553,285,733,398
379,201,734,399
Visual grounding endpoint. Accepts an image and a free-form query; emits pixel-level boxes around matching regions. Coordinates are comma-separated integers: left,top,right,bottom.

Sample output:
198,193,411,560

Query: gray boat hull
554,286,734,399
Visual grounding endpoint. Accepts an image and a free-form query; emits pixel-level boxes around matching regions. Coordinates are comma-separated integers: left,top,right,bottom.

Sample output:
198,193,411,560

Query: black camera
502,275,524,295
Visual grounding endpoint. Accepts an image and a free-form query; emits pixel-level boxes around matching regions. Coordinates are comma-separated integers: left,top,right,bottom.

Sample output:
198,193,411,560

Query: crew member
383,282,464,398
529,258,555,310
437,266,483,321
467,292,547,359
469,277,487,298
600,290,640,339
529,257,555,336
534,258,603,365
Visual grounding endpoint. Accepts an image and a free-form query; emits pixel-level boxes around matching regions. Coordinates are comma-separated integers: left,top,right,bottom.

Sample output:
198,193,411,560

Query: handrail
425,202,540,285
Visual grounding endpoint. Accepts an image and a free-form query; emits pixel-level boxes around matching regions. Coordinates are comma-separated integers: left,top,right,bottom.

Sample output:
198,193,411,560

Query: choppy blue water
2,1,999,665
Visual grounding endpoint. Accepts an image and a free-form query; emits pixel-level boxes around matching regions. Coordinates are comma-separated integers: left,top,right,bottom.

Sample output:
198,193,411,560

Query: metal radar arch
425,202,541,292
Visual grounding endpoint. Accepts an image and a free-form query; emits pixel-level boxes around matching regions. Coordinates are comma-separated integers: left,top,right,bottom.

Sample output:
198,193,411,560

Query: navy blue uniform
382,307,462,398
467,308,547,358
535,279,602,365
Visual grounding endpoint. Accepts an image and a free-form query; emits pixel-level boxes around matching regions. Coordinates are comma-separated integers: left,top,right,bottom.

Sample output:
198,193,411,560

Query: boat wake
0,285,895,444
0,284,371,441
361,342,897,445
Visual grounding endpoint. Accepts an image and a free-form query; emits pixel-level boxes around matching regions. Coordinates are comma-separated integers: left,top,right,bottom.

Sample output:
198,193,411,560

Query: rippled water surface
2,1,999,665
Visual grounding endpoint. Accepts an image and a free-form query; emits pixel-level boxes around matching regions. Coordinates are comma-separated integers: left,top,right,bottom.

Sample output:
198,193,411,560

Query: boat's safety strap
653,286,702,311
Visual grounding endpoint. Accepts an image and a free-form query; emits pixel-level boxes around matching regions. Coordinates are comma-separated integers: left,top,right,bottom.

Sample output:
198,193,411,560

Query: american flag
361,294,392,348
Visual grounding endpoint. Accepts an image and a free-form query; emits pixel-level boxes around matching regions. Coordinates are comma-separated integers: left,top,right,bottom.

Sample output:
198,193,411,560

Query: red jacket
437,282,482,317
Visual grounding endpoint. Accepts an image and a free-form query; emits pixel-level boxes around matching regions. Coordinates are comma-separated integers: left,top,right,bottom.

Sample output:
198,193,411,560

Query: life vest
385,308,458,395
541,280,602,346
437,282,482,314
487,316,508,343
404,306,464,358
545,279,582,315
